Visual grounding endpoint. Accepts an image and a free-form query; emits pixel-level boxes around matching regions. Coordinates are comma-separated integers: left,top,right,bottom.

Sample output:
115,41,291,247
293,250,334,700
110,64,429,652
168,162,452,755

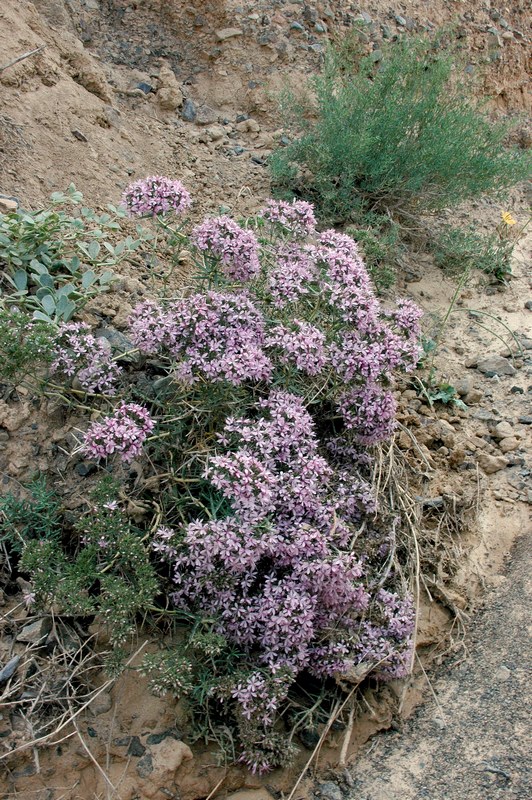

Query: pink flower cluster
260,199,317,239
82,402,154,462
266,319,327,376
153,392,371,677
266,243,318,308
122,176,191,217
129,292,272,385
191,216,261,282
337,383,398,444
52,322,122,394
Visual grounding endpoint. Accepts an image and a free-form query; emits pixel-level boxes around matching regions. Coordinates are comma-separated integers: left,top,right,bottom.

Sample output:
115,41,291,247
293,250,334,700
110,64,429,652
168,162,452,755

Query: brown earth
0,0,531,798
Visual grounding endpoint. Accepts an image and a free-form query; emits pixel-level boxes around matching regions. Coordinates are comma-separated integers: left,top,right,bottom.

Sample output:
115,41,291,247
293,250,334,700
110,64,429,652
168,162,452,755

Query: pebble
290,22,305,32
0,195,19,213
215,28,243,41
16,618,52,644
75,462,97,477
524,300,532,310
72,130,88,142
316,782,344,800
136,82,153,94
491,420,514,440
518,416,532,425
89,690,112,716
477,453,508,474
181,98,197,122
127,736,146,757
476,355,517,377
499,437,519,453
0,655,20,684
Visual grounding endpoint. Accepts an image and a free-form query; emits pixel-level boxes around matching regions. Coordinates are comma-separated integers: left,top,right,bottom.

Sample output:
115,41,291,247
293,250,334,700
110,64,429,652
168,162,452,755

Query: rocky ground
0,1,530,799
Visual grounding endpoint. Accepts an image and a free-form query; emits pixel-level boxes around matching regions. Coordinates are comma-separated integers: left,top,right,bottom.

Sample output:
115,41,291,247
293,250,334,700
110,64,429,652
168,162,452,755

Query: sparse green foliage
0,307,54,382
432,224,513,281
16,479,158,645
0,477,62,553
270,37,531,224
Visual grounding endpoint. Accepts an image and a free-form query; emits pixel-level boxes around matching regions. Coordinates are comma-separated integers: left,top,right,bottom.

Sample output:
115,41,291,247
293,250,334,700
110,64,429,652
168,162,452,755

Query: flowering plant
40,182,423,772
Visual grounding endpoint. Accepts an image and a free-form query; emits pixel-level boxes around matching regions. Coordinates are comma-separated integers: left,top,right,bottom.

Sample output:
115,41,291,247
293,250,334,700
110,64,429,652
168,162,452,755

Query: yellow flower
501,211,517,226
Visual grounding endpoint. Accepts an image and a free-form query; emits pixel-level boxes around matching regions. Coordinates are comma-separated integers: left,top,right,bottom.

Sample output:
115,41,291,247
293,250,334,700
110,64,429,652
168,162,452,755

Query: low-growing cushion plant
3,178,424,772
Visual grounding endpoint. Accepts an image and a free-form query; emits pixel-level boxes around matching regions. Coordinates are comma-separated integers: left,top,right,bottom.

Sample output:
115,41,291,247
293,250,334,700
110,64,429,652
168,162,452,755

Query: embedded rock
476,355,516,376
476,453,508,474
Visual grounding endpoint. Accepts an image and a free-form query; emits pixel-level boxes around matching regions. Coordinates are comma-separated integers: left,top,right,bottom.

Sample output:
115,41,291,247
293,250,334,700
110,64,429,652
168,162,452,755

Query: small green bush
432,224,513,281
345,214,402,290
270,37,531,224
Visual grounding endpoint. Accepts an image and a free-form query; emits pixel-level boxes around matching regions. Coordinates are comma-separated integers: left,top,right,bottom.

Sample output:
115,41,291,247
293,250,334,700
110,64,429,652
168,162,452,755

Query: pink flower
122,176,191,217
82,402,154,463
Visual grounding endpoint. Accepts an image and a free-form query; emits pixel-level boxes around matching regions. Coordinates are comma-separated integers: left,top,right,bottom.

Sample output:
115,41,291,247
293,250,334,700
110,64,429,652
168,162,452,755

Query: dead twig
0,46,45,74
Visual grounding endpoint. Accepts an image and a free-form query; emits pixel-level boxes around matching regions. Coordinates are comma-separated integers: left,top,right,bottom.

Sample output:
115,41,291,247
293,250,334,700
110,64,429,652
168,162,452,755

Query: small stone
195,105,218,125
181,98,196,122
477,453,508,474
17,618,52,644
476,355,516,377
317,782,344,800
518,416,532,425
501,30,514,39
206,124,225,141
127,736,146,757
495,665,511,681
315,22,326,33
454,378,471,397
0,655,20,684
146,729,180,746
75,462,97,477
499,437,519,453
360,11,373,24
395,14,407,26
524,300,532,310
464,388,483,405
72,130,88,142
491,421,514,440
89,690,112,716
0,195,18,213
370,49,383,62
136,751,154,778
290,22,305,32
136,82,153,94
233,145,245,155
510,386,524,394
215,28,243,41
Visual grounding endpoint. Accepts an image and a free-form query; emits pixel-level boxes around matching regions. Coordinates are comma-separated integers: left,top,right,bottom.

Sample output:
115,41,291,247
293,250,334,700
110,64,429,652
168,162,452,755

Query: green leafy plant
18,478,158,644
270,36,531,224
0,184,148,322
0,476,63,553
432,224,513,281
0,307,54,382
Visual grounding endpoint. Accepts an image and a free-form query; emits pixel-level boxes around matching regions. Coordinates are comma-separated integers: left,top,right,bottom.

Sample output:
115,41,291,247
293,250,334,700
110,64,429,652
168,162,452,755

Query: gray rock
395,14,407,26
524,300,532,310
127,736,146,757
290,22,305,32
181,98,196,122
136,752,154,778
16,617,52,644
518,416,532,425
476,355,517,377
317,782,344,800
195,105,218,125
95,327,138,362
0,195,19,213
0,655,20,683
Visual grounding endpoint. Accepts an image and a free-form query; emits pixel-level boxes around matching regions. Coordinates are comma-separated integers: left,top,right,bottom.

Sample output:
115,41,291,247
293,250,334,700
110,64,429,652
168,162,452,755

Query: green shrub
0,307,54,382
432,223,514,281
270,36,531,224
